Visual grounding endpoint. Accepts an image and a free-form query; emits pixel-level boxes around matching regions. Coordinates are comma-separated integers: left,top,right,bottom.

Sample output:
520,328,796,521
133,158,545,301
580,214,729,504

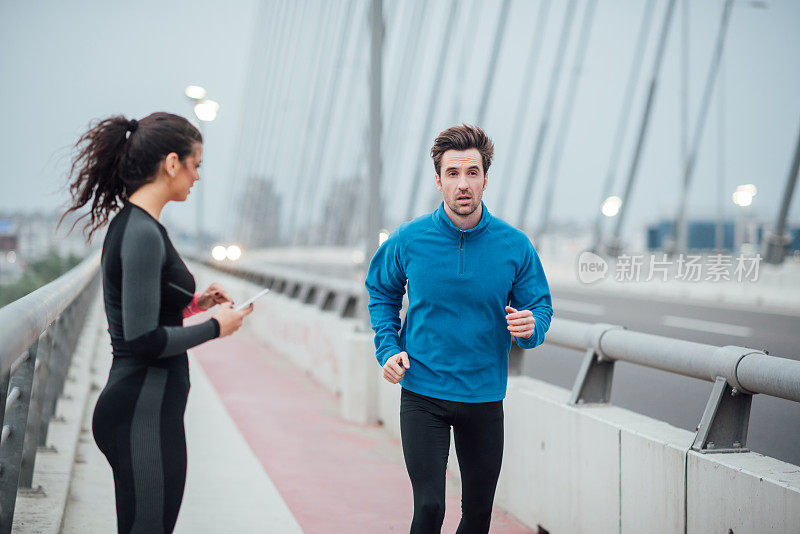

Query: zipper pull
459,232,464,249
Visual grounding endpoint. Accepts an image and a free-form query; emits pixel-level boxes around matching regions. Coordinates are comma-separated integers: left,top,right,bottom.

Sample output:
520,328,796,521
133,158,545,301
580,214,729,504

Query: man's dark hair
430,124,494,176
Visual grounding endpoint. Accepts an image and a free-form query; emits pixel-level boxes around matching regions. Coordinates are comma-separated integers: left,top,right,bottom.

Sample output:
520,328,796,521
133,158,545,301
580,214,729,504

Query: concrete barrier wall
193,264,800,533
497,378,692,533
686,450,800,533
193,265,377,424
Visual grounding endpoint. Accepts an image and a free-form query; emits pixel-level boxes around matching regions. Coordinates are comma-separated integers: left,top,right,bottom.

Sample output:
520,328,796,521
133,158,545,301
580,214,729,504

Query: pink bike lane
191,332,533,534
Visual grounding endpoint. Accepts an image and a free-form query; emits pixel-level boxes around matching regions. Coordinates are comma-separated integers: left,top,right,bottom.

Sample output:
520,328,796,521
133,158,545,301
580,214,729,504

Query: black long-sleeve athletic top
101,201,219,360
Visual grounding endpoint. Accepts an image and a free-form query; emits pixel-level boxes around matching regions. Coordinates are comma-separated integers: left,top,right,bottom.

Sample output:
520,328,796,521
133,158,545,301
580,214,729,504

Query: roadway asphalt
529,284,800,466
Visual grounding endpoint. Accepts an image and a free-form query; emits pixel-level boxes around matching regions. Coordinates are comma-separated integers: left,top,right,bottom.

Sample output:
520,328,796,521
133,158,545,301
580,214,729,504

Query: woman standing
63,112,252,533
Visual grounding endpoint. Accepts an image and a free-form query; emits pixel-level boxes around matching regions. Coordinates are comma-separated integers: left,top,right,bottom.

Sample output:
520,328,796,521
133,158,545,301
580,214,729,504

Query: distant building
236,176,282,248
0,219,20,283
0,212,91,261
646,219,799,254
0,219,18,251
0,211,92,277
321,175,364,246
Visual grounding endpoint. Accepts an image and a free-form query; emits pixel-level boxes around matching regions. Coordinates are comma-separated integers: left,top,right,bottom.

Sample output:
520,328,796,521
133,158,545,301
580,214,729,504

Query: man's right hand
382,351,410,384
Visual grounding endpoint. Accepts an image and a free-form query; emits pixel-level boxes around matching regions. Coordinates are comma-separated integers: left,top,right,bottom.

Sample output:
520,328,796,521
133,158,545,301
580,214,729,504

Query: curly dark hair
61,112,202,240
430,124,494,176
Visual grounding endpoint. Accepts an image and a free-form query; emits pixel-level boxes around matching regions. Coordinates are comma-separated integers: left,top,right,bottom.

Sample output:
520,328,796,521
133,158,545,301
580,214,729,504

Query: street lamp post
732,184,757,253
184,85,219,250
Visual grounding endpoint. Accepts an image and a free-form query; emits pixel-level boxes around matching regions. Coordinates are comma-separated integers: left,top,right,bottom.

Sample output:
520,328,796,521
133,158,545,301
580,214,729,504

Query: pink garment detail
183,292,205,318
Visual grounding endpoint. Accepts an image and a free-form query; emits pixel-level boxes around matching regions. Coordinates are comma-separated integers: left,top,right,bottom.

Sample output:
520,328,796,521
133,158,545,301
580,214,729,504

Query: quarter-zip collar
433,201,492,240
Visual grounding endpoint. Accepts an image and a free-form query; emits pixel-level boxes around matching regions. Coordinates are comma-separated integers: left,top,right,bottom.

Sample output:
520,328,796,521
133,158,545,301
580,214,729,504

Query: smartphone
235,288,271,311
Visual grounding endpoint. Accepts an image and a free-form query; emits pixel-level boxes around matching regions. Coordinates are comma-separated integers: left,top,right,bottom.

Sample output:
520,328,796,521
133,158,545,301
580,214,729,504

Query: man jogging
365,124,553,533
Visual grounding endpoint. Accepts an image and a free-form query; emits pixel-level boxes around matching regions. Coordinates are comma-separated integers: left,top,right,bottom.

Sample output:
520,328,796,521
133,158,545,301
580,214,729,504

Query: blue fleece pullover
365,202,553,402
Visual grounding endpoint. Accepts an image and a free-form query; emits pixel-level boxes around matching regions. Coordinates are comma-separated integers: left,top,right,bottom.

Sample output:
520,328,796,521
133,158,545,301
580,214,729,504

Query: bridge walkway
61,302,531,533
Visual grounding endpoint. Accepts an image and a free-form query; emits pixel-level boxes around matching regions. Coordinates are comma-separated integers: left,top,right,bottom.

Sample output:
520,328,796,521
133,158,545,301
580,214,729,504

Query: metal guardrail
199,257,800,457
0,252,100,532
547,320,800,403
193,257,362,319
547,319,800,453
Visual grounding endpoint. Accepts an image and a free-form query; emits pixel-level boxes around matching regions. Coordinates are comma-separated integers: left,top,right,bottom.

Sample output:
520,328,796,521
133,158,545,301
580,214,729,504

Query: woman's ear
164,152,180,178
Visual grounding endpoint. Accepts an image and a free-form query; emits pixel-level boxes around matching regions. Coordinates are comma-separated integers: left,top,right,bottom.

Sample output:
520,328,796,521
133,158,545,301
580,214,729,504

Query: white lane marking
554,298,606,316
661,315,753,337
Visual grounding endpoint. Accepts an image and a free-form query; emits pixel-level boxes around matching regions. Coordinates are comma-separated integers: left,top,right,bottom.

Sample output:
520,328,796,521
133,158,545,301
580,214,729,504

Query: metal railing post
569,348,615,405
691,376,752,453
39,316,66,445
19,330,53,488
0,348,37,532
569,324,623,404
0,368,9,525
0,371,9,441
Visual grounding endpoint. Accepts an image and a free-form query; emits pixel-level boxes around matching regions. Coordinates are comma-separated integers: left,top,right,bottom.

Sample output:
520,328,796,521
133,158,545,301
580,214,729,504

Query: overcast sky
1,0,798,246
0,0,259,237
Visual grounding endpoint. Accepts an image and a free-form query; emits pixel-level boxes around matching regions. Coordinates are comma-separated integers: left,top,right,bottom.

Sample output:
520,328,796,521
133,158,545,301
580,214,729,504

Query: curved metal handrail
0,252,100,378
547,318,800,403
0,250,100,531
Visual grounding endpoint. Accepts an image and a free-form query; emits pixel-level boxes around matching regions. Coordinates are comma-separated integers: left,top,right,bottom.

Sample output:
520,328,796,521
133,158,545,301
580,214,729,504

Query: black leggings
92,357,190,534
400,388,504,534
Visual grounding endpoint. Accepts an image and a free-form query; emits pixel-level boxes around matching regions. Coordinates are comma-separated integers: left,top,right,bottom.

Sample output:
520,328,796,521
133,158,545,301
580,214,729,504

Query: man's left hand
505,306,536,339
197,283,233,310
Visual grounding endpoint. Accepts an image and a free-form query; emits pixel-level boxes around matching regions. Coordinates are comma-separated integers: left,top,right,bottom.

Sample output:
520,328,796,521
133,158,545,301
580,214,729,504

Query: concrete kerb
11,292,104,534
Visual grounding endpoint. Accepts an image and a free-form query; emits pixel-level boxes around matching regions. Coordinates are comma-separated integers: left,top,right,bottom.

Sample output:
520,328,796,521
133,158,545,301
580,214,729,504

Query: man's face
435,148,486,218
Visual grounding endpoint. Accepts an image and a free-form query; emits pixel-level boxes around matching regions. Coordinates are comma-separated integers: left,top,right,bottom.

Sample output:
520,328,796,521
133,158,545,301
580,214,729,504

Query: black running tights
400,388,504,534
93,358,190,534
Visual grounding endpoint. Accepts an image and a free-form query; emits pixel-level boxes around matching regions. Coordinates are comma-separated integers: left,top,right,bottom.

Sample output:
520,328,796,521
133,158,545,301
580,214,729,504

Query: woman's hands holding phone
212,302,253,337
197,282,233,310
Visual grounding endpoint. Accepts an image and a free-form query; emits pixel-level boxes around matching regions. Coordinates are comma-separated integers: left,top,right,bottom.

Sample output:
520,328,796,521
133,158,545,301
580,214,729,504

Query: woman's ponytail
61,112,201,240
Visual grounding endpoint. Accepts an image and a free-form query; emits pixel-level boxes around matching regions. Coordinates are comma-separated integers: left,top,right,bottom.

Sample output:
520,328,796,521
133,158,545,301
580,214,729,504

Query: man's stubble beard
445,197,480,217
